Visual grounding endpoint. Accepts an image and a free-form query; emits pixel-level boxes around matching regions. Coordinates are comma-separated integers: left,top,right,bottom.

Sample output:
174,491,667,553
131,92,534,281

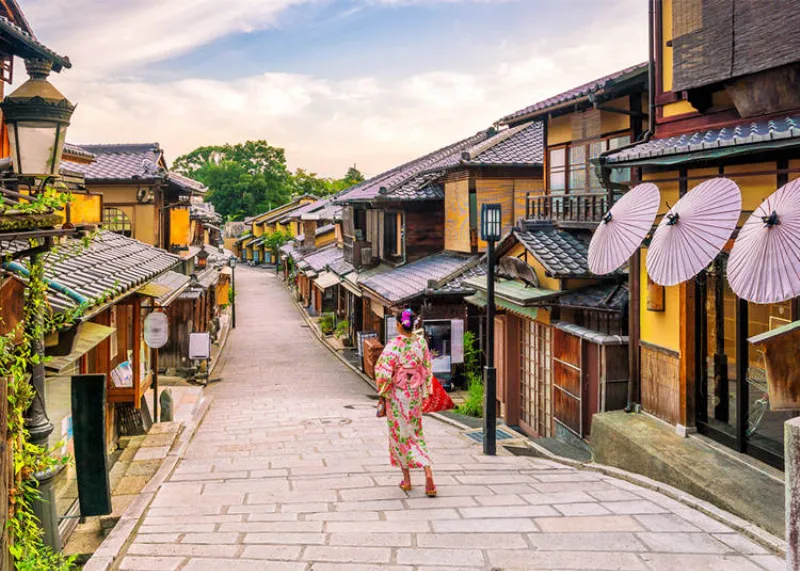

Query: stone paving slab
104,268,785,571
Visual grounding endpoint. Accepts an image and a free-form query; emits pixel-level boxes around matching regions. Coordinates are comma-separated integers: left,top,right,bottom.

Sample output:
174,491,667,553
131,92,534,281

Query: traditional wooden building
239,194,317,264
596,0,800,470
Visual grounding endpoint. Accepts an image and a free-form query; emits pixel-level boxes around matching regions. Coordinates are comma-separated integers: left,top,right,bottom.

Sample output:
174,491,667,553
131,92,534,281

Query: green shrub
319,312,336,335
457,372,484,418
334,319,349,339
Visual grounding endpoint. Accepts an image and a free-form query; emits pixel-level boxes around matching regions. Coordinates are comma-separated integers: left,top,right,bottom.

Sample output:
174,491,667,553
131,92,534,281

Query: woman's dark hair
396,307,416,333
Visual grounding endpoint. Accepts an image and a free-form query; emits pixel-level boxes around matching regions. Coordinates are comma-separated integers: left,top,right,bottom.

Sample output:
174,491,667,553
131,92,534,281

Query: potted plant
319,312,336,336
334,319,351,346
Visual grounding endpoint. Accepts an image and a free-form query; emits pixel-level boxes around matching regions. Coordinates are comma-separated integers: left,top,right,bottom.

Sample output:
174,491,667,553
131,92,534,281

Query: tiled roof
514,223,591,277
557,282,629,312
288,198,329,220
0,15,71,71
339,130,493,203
62,143,163,181
148,270,190,306
63,143,96,162
303,245,344,272
3,231,180,312
168,172,207,194
190,203,222,224
462,122,544,167
279,241,303,261
328,256,355,277
196,268,220,290
315,223,335,236
604,115,800,164
436,263,486,295
360,252,479,304
499,62,648,125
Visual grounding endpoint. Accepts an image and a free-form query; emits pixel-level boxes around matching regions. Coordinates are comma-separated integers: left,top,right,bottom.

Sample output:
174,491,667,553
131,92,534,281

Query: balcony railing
526,192,609,227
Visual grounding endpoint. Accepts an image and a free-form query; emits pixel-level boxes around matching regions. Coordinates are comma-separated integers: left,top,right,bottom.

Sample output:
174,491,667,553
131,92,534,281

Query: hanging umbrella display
728,179,800,304
588,182,661,275
647,178,741,287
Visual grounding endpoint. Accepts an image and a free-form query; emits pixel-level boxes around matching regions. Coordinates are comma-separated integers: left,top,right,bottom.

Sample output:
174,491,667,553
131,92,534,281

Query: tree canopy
172,141,366,220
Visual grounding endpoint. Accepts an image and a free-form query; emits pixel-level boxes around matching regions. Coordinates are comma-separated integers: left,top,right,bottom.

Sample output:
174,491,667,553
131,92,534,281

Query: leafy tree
172,141,293,220
292,168,335,197
343,165,365,187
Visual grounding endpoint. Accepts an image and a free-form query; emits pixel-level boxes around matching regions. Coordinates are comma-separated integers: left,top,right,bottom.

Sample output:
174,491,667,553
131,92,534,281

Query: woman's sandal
399,481,412,493
425,479,437,497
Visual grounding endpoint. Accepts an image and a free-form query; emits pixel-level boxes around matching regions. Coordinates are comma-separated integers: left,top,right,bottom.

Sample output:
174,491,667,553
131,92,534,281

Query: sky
21,0,648,178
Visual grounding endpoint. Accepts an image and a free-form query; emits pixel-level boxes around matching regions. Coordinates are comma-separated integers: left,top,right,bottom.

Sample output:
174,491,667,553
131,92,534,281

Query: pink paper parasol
647,178,741,287
588,183,661,275
728,179,800,304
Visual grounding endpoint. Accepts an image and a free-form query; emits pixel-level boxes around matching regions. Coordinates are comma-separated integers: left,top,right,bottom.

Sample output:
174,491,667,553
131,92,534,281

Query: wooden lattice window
520,319,552,437
103,207,132,237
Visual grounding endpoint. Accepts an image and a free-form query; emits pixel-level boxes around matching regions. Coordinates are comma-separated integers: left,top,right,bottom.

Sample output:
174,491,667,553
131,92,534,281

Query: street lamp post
1,58,76,551
228,256,237,329
480,203,502,456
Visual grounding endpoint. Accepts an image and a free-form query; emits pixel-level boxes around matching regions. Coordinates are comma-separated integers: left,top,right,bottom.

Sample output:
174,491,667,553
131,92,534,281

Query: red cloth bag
423,376,455,414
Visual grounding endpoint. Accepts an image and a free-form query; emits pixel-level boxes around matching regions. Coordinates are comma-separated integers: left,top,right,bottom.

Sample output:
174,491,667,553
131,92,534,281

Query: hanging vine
0,185,90,570
1,250,77,570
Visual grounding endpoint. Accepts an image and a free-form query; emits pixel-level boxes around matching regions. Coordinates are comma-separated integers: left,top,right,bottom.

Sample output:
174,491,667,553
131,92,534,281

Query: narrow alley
106,267,784,571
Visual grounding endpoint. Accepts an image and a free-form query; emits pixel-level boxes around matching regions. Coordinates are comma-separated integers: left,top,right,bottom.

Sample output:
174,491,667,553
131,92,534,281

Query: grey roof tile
339,130,493,203
303,245,344,272
514,223,591,277
2,231,180,312
500,63,648,125
168,172,207,194
436,263,486,294
0,15,71,71
360,252,479,304
62,143,163,181
605,115,800,164
557,282,628,312
328,256,355,277
463,122,544,166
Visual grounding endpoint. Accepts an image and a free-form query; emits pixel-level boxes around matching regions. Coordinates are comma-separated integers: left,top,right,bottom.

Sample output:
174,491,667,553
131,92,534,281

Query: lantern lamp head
1,59,76,178
480,203,502,242
228,257,237,269
196,246,209,269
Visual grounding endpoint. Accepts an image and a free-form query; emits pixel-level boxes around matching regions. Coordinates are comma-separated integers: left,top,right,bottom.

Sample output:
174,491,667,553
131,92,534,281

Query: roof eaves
0,16,71,71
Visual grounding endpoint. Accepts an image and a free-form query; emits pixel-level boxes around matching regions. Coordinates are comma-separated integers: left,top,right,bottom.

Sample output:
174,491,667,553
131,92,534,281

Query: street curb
82,396,214,571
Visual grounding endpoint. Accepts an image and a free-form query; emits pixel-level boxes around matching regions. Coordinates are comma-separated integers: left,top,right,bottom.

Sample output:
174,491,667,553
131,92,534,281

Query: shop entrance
695,256,799,470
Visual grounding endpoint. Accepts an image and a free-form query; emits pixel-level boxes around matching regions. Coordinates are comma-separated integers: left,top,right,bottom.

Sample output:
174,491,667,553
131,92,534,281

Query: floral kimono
375,334,434,468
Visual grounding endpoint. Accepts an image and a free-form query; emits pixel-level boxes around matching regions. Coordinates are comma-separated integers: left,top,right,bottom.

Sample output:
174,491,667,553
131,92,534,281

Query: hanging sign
143,312,169,349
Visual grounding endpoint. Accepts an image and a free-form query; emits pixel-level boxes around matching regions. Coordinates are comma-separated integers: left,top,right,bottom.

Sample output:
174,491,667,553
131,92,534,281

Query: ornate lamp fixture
1,58,76,177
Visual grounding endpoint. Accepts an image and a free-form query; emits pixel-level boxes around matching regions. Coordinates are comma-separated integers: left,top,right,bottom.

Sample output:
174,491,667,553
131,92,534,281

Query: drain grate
463,428,517,444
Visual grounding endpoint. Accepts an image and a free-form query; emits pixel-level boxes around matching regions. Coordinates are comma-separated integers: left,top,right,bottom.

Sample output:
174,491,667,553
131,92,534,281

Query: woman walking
375,308,437,497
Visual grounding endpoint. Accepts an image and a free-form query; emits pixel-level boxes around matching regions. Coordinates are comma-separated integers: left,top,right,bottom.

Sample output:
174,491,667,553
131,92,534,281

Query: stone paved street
111,267,785,571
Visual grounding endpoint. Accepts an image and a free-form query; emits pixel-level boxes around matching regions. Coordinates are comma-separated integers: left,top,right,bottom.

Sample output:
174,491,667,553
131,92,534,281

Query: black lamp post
480,203,502,456
2,58,76,552
228,256,237,329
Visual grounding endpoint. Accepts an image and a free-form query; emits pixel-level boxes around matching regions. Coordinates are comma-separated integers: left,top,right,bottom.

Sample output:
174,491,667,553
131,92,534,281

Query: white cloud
25,0,647,178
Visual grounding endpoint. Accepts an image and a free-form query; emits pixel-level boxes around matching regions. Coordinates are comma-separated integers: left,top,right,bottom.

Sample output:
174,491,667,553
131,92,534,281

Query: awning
314,271,340,290
341,279,362,297
138,271,190,307
46,322,115,373
463,275,560,306
302,268,318,279
465,292,539,321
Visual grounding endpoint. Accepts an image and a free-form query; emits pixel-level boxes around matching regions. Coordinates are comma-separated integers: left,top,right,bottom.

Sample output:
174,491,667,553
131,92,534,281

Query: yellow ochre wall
317,230,336,248
134,204,157,245
169,208,191,248
639,250,681,352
